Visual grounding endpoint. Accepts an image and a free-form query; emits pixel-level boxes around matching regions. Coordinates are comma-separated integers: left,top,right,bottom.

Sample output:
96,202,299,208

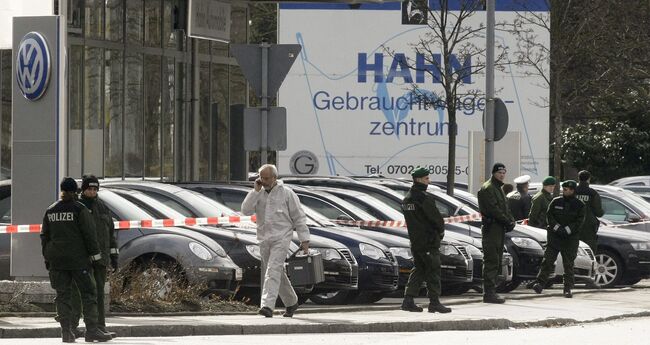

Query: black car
590,226,650,287
102,181,359,295
174,183,402,304
0,181,242,296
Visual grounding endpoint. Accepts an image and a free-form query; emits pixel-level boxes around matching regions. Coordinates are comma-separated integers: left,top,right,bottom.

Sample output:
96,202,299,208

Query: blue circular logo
15,32,51,101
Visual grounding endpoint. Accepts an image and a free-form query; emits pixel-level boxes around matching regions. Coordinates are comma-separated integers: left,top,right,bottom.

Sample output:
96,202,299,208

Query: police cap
411,167,430,178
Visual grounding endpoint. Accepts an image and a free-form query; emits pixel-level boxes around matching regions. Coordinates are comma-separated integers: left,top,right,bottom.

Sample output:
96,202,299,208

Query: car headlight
359,243,387,260
313,247,343,261
465,245,482,257
510,237,543,250
189,242,214,261
631,242,650,251
389,247,413,260
246,244,261,260
440,244,460,256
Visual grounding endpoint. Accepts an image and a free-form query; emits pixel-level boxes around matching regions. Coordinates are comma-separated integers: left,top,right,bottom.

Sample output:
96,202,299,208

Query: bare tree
385,0,506,196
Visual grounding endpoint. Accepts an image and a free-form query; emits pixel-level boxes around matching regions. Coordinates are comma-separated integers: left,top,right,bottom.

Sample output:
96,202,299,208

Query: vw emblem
290,150,319,175
15,32,51,101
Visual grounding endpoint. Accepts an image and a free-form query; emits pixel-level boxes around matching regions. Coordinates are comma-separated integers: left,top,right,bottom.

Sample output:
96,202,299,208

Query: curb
0,286,635,318
2,311,650,338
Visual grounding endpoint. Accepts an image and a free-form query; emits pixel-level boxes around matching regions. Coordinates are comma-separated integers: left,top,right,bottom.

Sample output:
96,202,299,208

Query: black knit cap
60,177,78,192
81,174,100,191
492,163,506,174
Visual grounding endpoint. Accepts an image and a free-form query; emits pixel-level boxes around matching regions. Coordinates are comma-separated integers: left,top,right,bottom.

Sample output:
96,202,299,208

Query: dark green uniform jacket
80,195,118,267
575,182,604,230
402,182,445,251
546,195,586,247
41,198,101,270
528,190,553,229
478,177,514,231
507,189,532,221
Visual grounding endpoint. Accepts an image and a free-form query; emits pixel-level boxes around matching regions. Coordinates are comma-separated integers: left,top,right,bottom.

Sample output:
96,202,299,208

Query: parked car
102,181,359,296
174,183,404,303
609,176,650,187
589,226,650,287
0,181,242,297
178,182,478,295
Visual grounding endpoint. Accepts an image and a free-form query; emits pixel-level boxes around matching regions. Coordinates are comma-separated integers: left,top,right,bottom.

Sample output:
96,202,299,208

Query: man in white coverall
241,164,310,318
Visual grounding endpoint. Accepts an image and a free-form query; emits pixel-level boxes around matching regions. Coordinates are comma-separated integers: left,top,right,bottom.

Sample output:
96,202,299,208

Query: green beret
561,180,577,189
542,176,556,186
411,167,430,178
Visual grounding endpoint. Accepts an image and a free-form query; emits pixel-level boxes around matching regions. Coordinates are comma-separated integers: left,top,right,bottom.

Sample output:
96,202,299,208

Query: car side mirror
627,214,642,223
336,214,354,221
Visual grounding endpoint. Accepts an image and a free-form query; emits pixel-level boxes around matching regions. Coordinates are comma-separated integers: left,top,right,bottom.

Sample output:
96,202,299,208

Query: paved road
1,316,647,345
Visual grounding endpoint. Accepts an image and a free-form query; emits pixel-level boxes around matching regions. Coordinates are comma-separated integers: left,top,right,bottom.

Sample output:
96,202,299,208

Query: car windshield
97,190,154,221
176,189,238,217
109,188,186,219
302,205,337,227
430,190,472,216
345,192,405,221
619,189,650,217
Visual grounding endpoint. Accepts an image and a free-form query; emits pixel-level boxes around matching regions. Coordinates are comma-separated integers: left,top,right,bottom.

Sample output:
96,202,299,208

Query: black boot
258,306,273,318
532,282,544,294
483,290,506,304
400,295,423,312
59,319,76,343
563,287,573,298
97,326,116,339
84,327,112,342
427,297,451,313
283,303,299,318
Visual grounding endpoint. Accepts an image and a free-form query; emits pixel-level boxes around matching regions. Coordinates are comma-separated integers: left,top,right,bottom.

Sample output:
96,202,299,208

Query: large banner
278,1,549,182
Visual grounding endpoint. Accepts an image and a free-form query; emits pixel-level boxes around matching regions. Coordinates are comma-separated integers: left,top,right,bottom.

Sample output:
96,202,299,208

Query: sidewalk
1,287,649,338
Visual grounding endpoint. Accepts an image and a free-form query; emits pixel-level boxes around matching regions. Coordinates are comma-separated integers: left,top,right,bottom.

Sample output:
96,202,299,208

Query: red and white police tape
0,212,484,234
332,213,482,228
0,215,257,234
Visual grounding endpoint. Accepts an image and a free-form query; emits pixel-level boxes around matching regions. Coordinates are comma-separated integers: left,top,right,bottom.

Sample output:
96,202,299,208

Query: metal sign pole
484,0,496,180
261,41,270,165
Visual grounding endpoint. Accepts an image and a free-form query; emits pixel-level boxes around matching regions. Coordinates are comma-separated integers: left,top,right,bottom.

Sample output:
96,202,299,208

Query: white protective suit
241,180,310,309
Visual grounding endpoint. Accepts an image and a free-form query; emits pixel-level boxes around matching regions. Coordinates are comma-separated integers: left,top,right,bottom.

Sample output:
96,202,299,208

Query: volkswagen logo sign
289,150,319,175
15,32,51,101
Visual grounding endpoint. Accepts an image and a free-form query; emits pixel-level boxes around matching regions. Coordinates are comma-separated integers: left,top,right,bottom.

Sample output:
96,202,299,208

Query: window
0,196,10,223
105,0,124,42
83,47,104,176
126,0,144,44
1,51,12,178
199,61,211,179
68,46,84,177
104,49,124,177
601,197,631,223
144,55,162,178
84,0,104,40
211,64,229,180
299,195,350,221
434,200,455,217
144,0,162,47
141,191,195,217
124,53,144,177
161,57,175,180
335,194,387,220
221,191,245,211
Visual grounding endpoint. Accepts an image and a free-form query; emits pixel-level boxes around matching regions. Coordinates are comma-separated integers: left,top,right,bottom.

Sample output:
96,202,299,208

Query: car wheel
496,278,521,293
309,290,350,305
138,259,185,299
594,250,624,288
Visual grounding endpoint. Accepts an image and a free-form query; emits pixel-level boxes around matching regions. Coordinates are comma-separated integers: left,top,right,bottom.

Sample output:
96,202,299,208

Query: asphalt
1,285,650,338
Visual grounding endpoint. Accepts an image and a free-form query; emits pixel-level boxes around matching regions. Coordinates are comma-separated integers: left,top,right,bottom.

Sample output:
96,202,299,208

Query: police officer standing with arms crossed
478,163,515,304
532,180,585,298
69,175,119,339
507,175,532,221
400,167,451,313
41,177,112,343
528,176,556,229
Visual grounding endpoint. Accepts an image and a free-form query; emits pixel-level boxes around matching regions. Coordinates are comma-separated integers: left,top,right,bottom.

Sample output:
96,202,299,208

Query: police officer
528,176,556,229
400,167,451,313
478,163,515,304
532,180,585,298
40,177,112,343
575,170,604,253
70,175,119,339
507,175,532,221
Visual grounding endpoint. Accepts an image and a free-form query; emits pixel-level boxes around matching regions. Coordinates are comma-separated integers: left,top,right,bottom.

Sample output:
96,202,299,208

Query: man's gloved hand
110,255,119,271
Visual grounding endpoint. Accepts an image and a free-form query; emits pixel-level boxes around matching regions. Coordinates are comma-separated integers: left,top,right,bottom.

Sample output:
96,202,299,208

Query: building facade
0,0,253,181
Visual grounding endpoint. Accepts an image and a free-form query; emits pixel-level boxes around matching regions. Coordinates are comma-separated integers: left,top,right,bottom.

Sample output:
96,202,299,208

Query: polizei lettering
48,212,75,222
